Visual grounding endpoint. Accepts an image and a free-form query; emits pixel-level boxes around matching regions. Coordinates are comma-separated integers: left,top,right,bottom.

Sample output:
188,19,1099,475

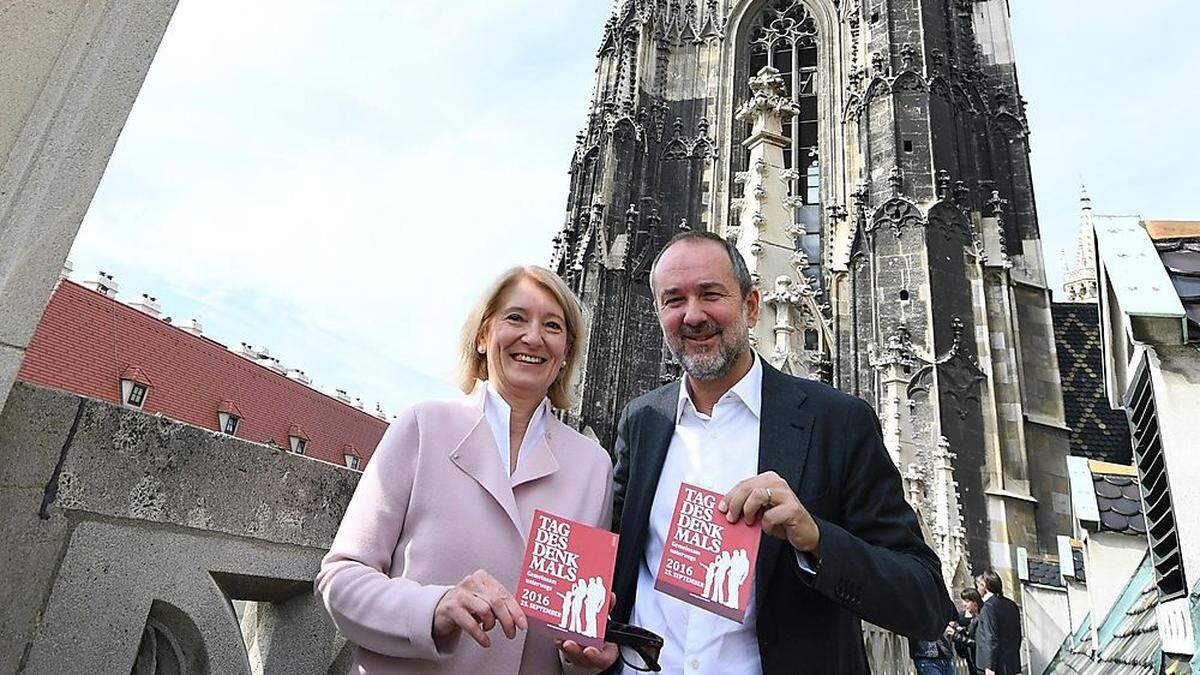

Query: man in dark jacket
973,570,1022,675
574,232,955,674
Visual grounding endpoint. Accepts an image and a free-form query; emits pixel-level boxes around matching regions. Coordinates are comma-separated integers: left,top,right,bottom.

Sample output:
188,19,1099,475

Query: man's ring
765,487,773,504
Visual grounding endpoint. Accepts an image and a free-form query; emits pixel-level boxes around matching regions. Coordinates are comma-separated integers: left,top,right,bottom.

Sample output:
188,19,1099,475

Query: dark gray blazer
975,594,1022,674
609,361,955,674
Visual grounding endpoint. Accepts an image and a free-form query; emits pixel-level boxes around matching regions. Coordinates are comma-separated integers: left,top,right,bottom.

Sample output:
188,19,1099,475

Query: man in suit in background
973,570,1022,675
598,231,954,674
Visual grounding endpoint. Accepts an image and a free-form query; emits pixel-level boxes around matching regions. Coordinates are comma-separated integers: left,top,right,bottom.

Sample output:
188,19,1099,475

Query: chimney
128,293,162,318
353,396,364,410
335,389,353,405
287,368,312,386
82,271,119,298
182,318,203,336
374,403,387,420
264,356,287,375
60,259,74,280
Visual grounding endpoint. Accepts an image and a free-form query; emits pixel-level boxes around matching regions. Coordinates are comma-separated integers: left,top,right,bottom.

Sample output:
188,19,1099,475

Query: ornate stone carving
736,67,800,124
749,0,818,54
870,198,924,238
907,317,986,420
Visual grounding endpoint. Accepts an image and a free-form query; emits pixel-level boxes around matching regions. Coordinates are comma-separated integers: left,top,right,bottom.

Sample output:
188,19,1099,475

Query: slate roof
1073,545,1087,583
1150,234,1200,342
1052,302,1134,463
1028,557,1065,588
1093,472,1147,536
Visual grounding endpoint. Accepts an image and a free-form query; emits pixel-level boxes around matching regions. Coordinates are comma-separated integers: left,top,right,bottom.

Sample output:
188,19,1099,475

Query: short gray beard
666,310,752,382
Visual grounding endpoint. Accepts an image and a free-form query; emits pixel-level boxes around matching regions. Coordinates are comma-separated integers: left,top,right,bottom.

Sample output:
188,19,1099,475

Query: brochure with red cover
515,509,618,648
654,482,762,622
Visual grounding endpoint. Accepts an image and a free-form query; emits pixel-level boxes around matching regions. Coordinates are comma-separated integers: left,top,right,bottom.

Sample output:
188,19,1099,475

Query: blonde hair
455,266,587,409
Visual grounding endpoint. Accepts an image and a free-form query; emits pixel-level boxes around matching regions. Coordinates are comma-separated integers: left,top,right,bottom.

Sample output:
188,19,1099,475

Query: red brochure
515,510,618,648
654,482,761,622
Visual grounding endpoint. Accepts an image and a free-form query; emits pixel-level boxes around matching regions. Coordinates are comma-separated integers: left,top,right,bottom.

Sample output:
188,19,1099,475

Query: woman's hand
433,569,527,648
558,639,619,670
557,592,620,671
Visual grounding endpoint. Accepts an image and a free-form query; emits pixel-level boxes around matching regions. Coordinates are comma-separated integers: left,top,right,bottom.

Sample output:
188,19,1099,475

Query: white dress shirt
483,380,551,475
624,356,765,675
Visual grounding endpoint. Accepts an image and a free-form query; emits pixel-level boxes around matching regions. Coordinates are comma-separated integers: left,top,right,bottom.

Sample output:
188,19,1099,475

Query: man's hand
433,569,527,648
719,471,821,554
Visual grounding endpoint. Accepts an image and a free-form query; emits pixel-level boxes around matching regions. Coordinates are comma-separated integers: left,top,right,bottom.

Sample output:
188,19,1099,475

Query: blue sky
68,0,1199,413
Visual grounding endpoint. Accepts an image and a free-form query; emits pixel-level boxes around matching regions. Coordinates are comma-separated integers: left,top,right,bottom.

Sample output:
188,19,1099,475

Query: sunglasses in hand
604,620,664,672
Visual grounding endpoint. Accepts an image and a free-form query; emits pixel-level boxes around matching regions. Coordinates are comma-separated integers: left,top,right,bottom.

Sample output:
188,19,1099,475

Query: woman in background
952,588,983,673
317,266,614,674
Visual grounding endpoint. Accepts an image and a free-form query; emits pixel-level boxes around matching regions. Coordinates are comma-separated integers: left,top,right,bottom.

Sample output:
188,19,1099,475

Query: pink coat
316,383,614,674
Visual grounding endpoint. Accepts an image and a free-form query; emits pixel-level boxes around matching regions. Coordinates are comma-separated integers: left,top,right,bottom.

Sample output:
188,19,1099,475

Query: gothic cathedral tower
552,0,1071,586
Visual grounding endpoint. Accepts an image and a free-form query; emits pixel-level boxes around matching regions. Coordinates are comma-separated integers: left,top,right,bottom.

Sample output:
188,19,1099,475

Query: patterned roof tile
1052,302,1133,463
1093,472,1146,536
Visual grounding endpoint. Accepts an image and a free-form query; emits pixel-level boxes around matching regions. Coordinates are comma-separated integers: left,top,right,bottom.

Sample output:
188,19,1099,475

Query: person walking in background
953,588,983,672
316,266,616,674
974,570,1022,675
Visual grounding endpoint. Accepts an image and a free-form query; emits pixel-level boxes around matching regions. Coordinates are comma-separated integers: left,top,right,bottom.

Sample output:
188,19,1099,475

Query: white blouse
483,380,552,475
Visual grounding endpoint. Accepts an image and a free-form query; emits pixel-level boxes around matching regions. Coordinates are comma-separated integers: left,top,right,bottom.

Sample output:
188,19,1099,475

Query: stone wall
0,382,358,674
0,0,178,416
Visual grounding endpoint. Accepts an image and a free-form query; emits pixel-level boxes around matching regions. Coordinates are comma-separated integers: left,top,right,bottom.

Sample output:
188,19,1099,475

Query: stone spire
732,66,829,377
1062,185,1098,301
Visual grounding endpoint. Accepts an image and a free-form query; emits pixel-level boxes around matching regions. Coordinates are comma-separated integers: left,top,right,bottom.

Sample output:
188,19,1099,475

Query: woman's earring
477,346,485,355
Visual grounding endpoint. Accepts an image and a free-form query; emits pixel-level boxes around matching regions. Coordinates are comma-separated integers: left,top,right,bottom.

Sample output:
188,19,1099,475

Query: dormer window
287,424,309,455
217,400,242,437
342,444,361,470
119,367,152,410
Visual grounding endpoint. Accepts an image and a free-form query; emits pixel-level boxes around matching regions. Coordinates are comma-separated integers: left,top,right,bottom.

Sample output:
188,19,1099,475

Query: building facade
551,0,1073,588
18,275,387,469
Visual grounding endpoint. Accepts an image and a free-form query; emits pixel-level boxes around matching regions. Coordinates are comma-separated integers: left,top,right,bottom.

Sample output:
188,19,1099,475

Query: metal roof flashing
1094,216,1187,321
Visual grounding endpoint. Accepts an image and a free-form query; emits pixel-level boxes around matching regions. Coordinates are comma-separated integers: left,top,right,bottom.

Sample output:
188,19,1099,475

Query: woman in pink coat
317,266,615,674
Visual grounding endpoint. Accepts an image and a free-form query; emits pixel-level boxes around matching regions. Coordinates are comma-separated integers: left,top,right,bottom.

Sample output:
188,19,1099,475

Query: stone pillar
0,0,178,413
731,67,830,377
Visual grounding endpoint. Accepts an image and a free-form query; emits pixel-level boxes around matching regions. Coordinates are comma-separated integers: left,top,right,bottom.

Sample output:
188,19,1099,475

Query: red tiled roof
17,280,386,468
287,423,309,441
218,399,243,418
119,366,152,386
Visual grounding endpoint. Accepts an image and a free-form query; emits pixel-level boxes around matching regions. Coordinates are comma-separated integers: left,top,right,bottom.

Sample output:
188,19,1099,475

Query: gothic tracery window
748,0,819,205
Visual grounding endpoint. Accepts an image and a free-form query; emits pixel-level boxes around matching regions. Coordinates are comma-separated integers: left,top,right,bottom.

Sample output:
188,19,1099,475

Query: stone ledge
4,381,361,549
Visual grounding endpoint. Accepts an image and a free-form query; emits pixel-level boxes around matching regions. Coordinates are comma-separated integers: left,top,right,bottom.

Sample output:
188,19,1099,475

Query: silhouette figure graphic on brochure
723,549,750,609
583,576,605,638
700,549,749,610
557,577,606,638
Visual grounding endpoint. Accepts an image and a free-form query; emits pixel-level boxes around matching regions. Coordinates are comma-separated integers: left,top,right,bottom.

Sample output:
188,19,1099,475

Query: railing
863,624,975,674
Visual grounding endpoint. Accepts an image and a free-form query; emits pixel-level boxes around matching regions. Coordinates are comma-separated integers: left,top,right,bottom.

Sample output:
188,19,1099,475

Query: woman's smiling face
481,277,569,403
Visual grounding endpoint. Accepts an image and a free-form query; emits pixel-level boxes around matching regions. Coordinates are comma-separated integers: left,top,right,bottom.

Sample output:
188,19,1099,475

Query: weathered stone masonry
552,0,1072,588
